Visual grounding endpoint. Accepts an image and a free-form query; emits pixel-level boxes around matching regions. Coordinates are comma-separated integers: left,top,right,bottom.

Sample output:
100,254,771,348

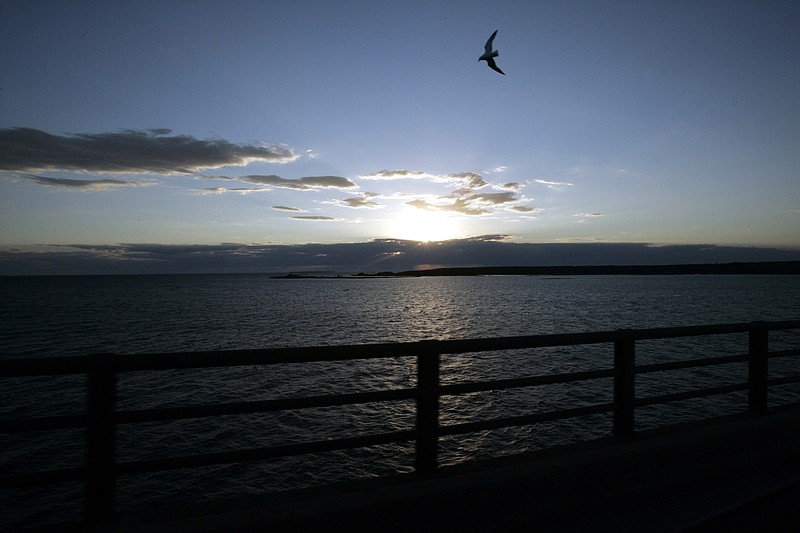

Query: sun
386,209,464,242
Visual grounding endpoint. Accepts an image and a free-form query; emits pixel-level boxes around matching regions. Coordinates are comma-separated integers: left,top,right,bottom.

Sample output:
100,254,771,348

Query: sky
1,1,799,274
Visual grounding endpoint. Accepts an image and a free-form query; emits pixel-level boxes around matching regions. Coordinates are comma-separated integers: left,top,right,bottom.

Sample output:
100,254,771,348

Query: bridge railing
2,320,800,525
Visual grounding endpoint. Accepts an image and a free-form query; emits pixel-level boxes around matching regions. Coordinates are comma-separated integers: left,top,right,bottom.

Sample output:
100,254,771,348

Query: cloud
575,212,605,223
360,169,488,189
466,191,517,205
405,190,519,216
198,186,266,195
241,175,356,189
361,168,528,216
25,174,153,191
509,205,537,213
0,128,297,174
405,199,438,212
292,215,338,221
358,168,544,218
458,234,511,243
535,179,573,189
360,169,427,180
447,172,488,189
272,205,302,212
334,193,383,209
406,198,488,216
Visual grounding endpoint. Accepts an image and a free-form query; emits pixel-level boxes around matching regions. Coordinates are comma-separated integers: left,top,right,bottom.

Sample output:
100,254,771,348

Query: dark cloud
242,175,356,189
272,205,302,211
2,239,799,275
25,175,150,191
0,128,296,173
509,205,537,213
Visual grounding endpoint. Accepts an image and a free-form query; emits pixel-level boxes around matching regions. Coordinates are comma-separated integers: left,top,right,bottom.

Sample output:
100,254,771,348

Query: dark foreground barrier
2,320,800,526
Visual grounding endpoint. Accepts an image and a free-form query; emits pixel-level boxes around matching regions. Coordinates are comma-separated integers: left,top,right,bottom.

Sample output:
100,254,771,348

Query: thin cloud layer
535,179,573,189
242,175,356,189
292,215,338,221
25,175,151,191
360,169,427,180
575,212,605,223
360,170,488,189
0,128,297,173
199,186,265,195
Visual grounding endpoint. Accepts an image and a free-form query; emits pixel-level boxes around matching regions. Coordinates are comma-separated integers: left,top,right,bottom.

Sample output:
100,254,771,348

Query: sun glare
387,209,464,242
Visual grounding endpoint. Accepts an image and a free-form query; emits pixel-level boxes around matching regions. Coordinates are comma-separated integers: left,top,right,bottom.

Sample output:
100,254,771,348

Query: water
3,274,800,354
2,274,800,526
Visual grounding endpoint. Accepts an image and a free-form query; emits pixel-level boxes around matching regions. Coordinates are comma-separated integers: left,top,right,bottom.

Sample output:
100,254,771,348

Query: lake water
2,274,800,526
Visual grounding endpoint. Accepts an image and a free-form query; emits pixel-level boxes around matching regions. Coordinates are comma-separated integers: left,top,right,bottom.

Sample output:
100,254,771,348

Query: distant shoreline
271,261,800,279
4,261,799,279
389,261,800,277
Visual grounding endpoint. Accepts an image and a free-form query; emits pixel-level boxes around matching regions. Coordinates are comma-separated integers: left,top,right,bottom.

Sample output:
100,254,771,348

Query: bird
479,30,505,75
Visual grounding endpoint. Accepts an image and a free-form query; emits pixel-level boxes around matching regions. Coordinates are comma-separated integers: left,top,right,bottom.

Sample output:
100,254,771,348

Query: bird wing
486,57,505,75
484,30,498,54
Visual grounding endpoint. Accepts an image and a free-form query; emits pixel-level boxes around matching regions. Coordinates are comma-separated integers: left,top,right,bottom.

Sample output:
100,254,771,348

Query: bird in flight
479,30,505,75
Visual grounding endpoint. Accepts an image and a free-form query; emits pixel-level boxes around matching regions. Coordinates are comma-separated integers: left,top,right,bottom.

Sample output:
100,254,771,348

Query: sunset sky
1,1,799,273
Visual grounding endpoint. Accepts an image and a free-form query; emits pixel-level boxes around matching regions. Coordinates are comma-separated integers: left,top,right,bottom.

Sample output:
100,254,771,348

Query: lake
2,274,800,526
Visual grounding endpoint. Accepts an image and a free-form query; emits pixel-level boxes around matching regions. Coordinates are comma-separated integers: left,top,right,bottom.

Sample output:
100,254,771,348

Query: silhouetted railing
2,320,800,526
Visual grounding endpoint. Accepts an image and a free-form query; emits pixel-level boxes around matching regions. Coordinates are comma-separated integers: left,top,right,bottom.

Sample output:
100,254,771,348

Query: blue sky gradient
1,1,799,273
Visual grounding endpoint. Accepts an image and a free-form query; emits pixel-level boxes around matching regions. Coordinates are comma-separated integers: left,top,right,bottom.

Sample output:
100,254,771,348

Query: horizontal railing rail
2,320,800,527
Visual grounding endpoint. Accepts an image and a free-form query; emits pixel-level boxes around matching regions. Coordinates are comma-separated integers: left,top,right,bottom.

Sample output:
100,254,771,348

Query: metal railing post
614,331,636,438
748,322,769,412
86,355,117,525
415,341,440,475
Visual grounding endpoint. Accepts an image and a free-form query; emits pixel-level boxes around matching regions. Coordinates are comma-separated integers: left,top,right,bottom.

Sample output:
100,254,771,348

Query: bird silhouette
479,30,505,75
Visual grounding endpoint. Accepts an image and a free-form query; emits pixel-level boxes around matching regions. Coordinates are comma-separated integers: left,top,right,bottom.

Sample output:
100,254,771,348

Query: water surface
2,274,799,526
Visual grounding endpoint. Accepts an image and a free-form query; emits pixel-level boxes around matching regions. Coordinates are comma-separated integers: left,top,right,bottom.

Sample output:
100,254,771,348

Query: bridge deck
111,406,800,532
